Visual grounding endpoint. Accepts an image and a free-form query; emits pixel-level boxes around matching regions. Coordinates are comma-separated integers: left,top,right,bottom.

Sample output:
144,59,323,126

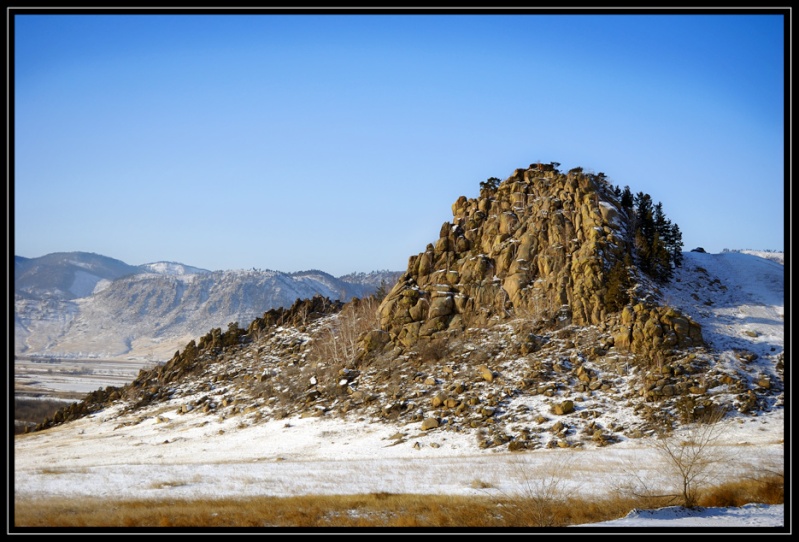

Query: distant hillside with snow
736,249,784,266
15,252,141,300
14,252,402,361
139,261,212,276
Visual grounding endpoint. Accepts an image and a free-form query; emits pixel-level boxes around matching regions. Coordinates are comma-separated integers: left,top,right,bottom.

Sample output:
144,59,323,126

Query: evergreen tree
604,252,633,312
374,279,389,302
633,192,655,275
620,185,634,210
651,231,673,282
669,223,684,268
634,192,655,242
650,202,674,282
653,202,667,237
634,228,653,276
625,193,684,283
479,177,501,196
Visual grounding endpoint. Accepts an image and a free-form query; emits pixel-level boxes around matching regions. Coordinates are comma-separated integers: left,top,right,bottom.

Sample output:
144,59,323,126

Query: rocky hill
374,164,702,359
26,163,784,454
14,252,400,361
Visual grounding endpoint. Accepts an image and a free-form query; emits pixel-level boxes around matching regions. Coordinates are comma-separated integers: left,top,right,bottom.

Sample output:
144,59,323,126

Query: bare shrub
418,337,449,365
479,452,577,527
273,364,304,404
617,407,732,508
470,479,495,490
306,297,381,369
510,455,574,527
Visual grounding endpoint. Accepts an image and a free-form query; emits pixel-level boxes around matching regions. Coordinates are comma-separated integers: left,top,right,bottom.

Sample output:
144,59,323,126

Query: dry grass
13,472,783,529
13,493,502,528
698,472,784,508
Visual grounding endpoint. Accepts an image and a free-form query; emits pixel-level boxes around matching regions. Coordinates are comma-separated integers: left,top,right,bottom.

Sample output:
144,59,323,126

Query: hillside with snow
14,252,401,362
661,250,784,408
12,250,786,531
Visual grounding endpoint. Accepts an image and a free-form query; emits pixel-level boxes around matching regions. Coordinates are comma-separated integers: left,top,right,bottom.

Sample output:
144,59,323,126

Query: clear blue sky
12,9,786,276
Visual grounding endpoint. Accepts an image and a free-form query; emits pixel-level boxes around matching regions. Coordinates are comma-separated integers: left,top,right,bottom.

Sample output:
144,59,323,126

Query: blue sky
12,9,786,275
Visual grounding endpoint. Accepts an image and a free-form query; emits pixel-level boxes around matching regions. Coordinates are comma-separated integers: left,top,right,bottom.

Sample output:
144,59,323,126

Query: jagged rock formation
26,164,783,455
376,164,702,358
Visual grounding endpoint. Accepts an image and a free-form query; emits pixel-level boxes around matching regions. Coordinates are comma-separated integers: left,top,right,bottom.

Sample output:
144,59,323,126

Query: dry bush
467,451,587,527
418,337,449,365
470,479,496,490
555,495,644,526
272,364,305,403
306,297,381,369
300,297,384,400
651,408,731,508
497,453,576,527
615,407,733,508
467,347,493,367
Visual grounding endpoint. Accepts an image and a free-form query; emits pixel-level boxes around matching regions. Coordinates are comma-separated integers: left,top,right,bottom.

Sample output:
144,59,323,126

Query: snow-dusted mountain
14,252,401,361
15,252,143,300
138,261,212,276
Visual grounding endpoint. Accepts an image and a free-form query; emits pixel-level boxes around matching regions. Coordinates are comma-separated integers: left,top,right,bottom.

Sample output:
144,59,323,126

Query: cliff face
377,164,702,357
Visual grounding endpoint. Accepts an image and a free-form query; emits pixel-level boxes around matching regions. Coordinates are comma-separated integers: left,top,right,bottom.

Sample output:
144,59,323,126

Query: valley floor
13,402,785,528
14,356,155,401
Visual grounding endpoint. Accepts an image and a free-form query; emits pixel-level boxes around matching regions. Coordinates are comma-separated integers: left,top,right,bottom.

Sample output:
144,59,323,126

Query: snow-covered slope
13,251,785,532
661,250,784,408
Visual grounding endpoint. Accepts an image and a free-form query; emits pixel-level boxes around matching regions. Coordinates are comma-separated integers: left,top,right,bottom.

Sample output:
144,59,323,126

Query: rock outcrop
35,163,769,454
376,164,702,357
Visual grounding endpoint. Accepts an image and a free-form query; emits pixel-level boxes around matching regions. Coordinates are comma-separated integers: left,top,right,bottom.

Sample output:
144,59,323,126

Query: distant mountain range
14,251,402,361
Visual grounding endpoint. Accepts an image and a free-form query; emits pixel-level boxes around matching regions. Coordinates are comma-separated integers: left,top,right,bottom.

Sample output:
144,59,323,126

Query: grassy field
13,473,783,528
